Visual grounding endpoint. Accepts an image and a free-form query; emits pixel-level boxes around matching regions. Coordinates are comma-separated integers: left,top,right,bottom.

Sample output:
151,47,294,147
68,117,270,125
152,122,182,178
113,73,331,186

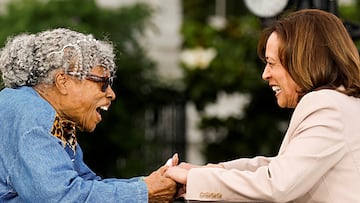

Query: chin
87,126,97,133
81,124,96,133
276,101,285,108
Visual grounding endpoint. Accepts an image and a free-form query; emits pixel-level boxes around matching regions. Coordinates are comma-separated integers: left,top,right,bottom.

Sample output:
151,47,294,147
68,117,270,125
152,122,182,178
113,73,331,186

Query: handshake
142,153,182,203
143,153,223,203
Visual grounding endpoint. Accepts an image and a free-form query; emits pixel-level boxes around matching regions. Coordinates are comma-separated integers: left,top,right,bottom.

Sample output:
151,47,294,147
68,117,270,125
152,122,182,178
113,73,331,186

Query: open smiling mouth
96,106,109,115
272,86,281,94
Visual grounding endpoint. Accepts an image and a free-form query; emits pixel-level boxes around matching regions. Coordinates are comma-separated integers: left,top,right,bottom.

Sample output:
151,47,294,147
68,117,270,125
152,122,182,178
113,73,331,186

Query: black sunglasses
84,74,114,92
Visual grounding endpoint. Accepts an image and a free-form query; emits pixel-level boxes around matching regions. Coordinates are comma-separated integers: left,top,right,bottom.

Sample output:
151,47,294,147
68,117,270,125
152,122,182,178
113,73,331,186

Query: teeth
272,86,281,93
100,106,108,111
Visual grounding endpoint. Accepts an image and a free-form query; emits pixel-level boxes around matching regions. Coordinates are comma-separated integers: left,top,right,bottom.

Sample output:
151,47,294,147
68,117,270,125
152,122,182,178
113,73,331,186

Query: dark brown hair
258,9,360,98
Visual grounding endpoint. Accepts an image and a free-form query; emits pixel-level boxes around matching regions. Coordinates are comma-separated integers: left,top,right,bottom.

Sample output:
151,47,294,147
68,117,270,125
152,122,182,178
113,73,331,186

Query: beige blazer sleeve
220,156,273,172
185,90,349,202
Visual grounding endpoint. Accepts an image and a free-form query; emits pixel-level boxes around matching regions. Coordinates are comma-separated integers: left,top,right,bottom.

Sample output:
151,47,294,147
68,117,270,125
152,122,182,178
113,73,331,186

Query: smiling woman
166,9,360,202
0,28,177,202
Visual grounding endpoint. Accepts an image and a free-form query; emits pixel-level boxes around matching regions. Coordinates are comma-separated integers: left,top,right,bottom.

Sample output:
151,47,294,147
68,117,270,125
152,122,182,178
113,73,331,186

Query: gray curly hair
0,28,116,88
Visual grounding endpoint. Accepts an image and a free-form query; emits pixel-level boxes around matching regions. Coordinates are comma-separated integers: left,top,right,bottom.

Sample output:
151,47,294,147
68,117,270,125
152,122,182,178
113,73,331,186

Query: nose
262,64,271,81
106,86,116,101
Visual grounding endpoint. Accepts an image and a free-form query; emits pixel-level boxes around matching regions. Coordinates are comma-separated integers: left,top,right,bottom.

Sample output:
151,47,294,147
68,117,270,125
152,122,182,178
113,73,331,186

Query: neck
34,83,65,118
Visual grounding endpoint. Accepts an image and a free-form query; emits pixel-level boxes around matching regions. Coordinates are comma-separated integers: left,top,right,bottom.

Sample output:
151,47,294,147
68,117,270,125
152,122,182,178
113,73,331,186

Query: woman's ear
54,72,69,94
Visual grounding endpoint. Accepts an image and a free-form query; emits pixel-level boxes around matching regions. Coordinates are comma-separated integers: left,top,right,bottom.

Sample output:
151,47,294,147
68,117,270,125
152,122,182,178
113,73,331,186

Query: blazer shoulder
291,90,346,124
297,89,347,110
302,89,343,101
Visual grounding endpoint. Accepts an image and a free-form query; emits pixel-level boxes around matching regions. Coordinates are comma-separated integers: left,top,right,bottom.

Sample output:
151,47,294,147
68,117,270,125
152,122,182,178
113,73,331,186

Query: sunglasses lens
84,74,113,92
101,78,113,92
101,81,108,92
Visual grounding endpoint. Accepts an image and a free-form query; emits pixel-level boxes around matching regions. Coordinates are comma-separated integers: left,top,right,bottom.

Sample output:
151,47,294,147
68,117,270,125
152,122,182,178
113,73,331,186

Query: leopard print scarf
50,114,77,155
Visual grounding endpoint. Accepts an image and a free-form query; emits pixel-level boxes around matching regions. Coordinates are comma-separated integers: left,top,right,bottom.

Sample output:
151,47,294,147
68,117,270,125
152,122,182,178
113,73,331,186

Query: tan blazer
185,89,360,202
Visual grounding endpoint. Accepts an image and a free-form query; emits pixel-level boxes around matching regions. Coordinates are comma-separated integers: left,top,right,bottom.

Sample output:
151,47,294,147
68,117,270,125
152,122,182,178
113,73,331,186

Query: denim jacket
0,86,148,202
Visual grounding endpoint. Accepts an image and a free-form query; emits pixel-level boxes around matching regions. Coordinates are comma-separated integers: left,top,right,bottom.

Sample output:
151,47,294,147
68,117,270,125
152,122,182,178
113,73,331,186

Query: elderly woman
166,9,360,202
0,28,177,202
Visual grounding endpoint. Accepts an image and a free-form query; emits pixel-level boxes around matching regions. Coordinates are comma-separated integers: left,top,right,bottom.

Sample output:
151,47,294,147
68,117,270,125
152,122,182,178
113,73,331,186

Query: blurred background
0,0,359,182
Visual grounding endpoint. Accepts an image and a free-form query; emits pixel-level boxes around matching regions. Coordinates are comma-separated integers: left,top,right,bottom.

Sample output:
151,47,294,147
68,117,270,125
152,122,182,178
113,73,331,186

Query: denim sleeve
10,127,148,202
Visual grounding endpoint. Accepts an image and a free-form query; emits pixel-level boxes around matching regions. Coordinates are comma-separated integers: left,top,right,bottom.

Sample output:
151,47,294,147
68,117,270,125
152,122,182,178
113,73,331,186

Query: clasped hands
144,153,224,203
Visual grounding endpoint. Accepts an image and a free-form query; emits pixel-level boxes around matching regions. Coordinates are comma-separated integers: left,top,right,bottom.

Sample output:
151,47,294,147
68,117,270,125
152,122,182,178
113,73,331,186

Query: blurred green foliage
338,1,360,48
0,0,175,177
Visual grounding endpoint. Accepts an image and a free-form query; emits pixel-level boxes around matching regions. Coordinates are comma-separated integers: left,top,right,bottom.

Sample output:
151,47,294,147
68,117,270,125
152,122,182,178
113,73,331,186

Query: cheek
279,72,298,105
284,82,300,107
77,103,98,131
80,101,98,118
73,96,96,117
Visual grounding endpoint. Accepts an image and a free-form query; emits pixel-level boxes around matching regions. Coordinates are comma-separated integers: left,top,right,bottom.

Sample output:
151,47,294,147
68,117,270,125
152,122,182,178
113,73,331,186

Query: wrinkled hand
165,165,190,185
144,166,177,203
165,162,201,198
165,162,223,185
165,162,224,198
144,154,179,203
165,166,188,198
165,162,201,185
